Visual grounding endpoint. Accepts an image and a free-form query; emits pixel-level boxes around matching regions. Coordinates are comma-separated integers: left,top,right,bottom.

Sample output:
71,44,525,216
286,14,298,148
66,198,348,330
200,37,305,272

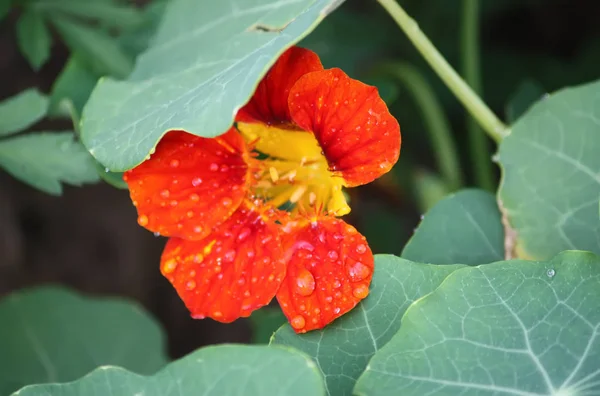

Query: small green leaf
505,80,545,123
16,10,51,70
0,89,48,136
0,287,167,395
50,15,133,78
81,0,344,171
498,80,600,259
402,189,504,265
49,55,99,116
271,255,465,396
0,132,100,195
355,251,600,396
34,0,144,30
13,344,325,396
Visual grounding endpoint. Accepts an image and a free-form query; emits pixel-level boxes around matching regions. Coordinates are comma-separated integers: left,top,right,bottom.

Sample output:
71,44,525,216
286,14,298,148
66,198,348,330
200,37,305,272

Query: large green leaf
498,80,600,259
0,287,167,396
271,255,465,396
13,344,325,396
0,89,48,136
16,10,52,70
402,189,504,265
81,0,344,171
355,251,600,396
0,132,100,194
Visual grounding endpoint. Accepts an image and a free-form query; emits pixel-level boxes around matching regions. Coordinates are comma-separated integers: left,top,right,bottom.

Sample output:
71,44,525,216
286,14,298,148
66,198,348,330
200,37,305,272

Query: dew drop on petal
185,280,196,290
137,215,148,226
352,284,369,299
162,258,177,274
224,250,236,262
333,279,342,289
327,250,339,261
190,193,200,202
291,315,306,330
209,163,219,171
333,307,341,314
294,269,316,296
193,225,203,234
355,244,367,254
213,311,223,318
238,227,251,241
169,159,180,168
160,189,170,198
153,232,160,237
222,197,233,207
192,314,205,319
347,261,371,282
192,177,203,186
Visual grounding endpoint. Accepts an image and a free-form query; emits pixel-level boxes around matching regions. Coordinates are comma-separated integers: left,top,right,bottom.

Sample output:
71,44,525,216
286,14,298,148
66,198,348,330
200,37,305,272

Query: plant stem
461,0,494,191
377,0,509,143
377,63,463,190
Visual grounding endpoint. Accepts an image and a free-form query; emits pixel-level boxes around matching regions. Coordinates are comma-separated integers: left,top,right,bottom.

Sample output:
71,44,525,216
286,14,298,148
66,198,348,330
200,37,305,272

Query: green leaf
250,308,287,344
81,0,344,171
0,89,48,136
49,55,99,116
498,80,600,259
0,0,12,22
34,0,144,30
505,80,545,123
0,132,100,194
13,344,325,396
96,162,128,189
0,287,167,395
50,15,133,78
16,10,52,70
271,255,465,396
355,251,600,396
402,189,504,265
412,168,452,213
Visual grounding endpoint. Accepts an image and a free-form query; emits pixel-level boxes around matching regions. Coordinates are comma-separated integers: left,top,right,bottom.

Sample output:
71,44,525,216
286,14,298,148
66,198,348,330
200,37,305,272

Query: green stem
376,63,463,190
377,0,509,143
461,0,494,191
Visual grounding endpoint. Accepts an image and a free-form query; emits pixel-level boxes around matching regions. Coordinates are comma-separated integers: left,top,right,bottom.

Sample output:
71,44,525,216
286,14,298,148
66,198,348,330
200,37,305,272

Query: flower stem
377,0,509,143
461,0,494,191
376,63,463,190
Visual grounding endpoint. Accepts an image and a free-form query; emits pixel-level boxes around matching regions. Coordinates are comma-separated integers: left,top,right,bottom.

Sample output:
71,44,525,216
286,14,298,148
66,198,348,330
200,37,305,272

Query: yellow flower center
237,122,350,216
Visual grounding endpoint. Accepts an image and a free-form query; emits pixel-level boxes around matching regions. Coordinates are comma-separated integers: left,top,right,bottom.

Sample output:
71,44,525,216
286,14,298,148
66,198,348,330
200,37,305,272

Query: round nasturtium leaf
355,251,600,396
498,80,600,260
13,345,326,396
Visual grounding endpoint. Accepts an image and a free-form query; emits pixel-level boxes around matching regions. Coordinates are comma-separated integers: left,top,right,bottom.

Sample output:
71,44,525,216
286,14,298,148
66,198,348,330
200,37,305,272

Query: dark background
1,0,599,359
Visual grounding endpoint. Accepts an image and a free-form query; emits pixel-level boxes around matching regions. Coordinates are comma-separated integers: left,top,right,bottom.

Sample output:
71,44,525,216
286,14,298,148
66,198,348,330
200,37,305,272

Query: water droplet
193,225,203,233
325,296,333,303
185,280,196,290
213,311,223,318
327,251,339,261
491,153,500,163
210,163,219,171
220,164,229,172
355,244,367,254
290,315,306,330
238,227,251,241
224,250,236,262
104,167,109,173
347,261,371,281
419,214,425,220
313,308,320,314
162,258,177,274
190,193,200,202
137,215,149,226
268,274,275,281
160,189,170,198
547,268,556,278
333,307,341,314
222,198,233,207
294,269,316,296
246,250,255,258
193,254,204,263
192,313,205,319
353,284,369,299
192,177,203,186
237,278,246,285
187,210,194,218
153,231,160,237
169,159,180,168
333,280,342,289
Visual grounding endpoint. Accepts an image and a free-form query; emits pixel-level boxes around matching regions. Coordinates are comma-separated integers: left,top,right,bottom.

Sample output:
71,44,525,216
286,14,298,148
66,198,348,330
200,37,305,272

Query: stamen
309,192,317,205
290,185,308,204
269,167,279,183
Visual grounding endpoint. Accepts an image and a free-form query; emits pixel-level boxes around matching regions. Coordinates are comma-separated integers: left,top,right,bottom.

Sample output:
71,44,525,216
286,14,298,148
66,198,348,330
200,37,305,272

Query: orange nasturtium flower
123,47,401,333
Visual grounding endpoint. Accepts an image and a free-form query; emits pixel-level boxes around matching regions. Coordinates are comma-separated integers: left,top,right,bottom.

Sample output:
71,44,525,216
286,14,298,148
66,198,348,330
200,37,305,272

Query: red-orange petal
237,46,323,124
288,68,401,187
160,203,286,322
124,129,249,240
276,217,374,333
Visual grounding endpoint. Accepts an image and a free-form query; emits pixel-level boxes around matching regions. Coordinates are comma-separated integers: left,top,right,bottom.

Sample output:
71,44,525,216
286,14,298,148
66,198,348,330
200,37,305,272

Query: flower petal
237,46,323,124
124,129,249,240
276,217,374,333
161,203,287,322
288,68,401,187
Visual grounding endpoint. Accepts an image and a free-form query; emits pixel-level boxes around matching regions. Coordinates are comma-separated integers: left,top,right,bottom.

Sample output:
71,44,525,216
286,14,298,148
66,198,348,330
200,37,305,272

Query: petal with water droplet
289,68,401,187
276,216,374,333
124,128,249,240
160,202,286,323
